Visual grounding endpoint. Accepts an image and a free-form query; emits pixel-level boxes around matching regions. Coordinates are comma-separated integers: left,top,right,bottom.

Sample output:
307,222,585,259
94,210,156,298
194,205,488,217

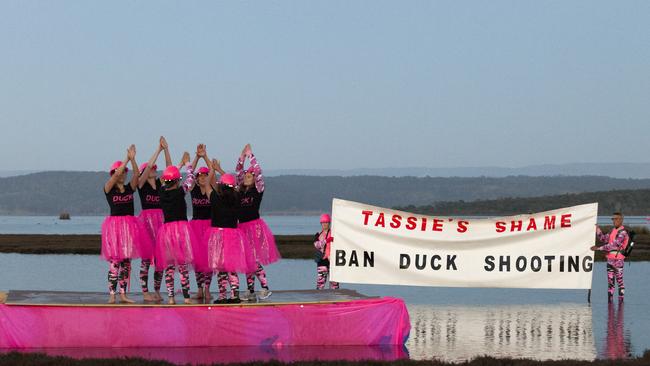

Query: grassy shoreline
0,234,316,258
1,351,650,366
1,231,650,261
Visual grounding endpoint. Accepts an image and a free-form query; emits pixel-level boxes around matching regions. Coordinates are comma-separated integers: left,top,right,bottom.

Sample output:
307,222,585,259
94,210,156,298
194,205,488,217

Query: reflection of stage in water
2,346,408,365
600,302,632,360
407,304,596,361
0,290,410,364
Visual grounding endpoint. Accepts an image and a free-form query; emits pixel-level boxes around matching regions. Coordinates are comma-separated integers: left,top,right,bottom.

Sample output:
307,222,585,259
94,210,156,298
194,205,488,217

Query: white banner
330,199,597,289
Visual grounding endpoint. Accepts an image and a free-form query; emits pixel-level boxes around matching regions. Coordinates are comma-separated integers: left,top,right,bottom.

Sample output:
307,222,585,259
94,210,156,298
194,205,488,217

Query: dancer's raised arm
104,147,131,193
210,159,222,190
236,144,264,192
128,145,139,190
178,151,195,192
160,136,172,168
138,144,162,188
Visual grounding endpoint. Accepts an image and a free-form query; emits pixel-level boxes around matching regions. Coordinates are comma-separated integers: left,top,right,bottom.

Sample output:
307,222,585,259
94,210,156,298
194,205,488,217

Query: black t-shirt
105,184,135,216
238,187,263,223
210,190,238,229
138,179,162,210
159,186,188,223
191,185,211,220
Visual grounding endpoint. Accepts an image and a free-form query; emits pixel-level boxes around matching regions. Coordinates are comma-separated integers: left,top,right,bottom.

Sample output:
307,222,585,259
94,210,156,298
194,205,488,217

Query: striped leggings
108,259,131,295
316,265,339,290
607,261,625,297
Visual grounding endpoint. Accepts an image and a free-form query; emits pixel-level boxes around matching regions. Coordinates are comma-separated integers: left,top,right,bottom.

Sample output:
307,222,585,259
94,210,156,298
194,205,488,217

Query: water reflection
600,302,632,360
406,303,596,362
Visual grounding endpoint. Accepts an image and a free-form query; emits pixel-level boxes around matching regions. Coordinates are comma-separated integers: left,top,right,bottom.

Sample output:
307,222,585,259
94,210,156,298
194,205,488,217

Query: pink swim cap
139,163,157,175
320,214,331,223
219,173,236,187
197,166,210,175
109,161,127,175
162,166,181,181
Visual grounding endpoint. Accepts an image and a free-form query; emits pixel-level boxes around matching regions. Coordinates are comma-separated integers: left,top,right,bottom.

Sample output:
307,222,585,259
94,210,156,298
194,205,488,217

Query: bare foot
184,298,193,304
204,291,212,302
191,289,204,300
120,294,136,304
167,297,176,305
154,292,163,301
108,294,116,304
143,292,155,302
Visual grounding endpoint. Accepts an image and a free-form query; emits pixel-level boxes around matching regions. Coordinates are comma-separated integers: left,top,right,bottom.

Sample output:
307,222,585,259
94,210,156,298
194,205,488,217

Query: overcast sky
0,1,648,172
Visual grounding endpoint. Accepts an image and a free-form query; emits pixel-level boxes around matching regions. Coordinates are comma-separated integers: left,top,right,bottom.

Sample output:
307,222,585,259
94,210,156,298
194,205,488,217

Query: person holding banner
591,212,629,302
314,214,339,290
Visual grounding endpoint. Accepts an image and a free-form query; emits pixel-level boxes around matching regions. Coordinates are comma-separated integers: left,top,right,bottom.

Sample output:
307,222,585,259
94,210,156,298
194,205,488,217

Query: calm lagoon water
1,215,648,363
1,215,647,235
1,255,648,364
0,216,321,235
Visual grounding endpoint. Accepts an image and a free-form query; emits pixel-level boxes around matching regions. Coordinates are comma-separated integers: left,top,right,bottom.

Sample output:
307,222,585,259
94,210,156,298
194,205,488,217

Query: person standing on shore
205,169,255,304
314,214,339,290
101,145,150,304
591,212,630,302
189,144,224,303
236,144,278,301
155,150,197,305
136,137,172,302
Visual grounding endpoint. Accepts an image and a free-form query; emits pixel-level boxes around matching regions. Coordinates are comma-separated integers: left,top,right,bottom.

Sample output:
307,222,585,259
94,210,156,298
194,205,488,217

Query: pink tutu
137,208,163,259
206,227,257,273
189,219,212,272
154,221,196,270
238,218,281,265
101,216,149,261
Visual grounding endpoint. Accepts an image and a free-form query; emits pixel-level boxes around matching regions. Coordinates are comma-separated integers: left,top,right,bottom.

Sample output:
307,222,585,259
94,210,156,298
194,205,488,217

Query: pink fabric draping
0,297,410,349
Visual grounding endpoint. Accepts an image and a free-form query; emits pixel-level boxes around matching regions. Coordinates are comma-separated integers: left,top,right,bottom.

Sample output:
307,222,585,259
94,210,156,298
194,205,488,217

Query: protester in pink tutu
154,149,197,305
101,144,151,304
135,136,172,302
189,144,225,302
236,144,278,301
205,166,256,304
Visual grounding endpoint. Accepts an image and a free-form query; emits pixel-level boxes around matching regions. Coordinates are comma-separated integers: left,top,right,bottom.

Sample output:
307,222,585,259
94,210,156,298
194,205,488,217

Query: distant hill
265,162,650,179
0,170,39,178
2,171,650,215
398,189,650,216
4,162,650,179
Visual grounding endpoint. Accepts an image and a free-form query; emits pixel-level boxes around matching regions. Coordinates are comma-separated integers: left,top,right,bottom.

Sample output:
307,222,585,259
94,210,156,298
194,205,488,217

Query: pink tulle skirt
206,227,257,273
154,220,196,270
137,208,164,259
238,218,281,265
189,219,212,273
101,215,150,261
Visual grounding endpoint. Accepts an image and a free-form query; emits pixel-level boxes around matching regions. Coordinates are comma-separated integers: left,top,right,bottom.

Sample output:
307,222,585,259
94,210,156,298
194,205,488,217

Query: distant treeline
2,171,650,215
398,189,650,216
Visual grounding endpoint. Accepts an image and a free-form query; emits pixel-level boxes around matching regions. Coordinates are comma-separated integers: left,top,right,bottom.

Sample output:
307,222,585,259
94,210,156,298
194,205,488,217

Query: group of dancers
101,137,280,304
